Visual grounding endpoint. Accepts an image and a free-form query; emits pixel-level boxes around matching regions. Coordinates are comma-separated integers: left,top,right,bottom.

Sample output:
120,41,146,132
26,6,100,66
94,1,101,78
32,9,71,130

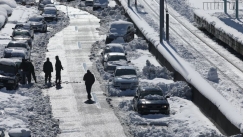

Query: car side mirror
165,95,170,98
125,52,127,55
127,61,131,63
12,28,14,29
134,95,138,98
109,79,112,82
101,52,103,55
16,73,20,76
10,36,13,38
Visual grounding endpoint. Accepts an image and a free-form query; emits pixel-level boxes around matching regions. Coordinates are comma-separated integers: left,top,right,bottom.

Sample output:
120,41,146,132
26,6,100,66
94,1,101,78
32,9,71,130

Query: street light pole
166,10,169,40
236,0,238,18
160,0,164,43
224,0,227,13
128,0,130,7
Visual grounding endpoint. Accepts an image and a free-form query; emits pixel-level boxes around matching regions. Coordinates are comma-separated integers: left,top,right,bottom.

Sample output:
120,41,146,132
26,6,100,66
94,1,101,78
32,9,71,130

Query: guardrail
115,0,243,136
203,2,235,10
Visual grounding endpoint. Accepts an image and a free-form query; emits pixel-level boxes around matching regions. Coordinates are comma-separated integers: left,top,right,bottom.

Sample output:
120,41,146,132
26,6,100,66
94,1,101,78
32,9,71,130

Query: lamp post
236,0,238,18
224,0,227,13
166,10,169,40
160,0,164,43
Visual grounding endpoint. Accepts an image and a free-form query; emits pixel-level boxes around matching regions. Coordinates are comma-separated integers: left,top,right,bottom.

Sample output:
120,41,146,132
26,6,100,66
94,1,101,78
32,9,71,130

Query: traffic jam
0,0,224,136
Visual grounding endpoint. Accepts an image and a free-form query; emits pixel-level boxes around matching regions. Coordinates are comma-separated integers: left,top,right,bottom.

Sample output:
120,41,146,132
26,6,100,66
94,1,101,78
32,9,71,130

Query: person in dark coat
43,58,53,83
28,61,37,83
19,59,31,84
83,70,95,100
55,56,63,85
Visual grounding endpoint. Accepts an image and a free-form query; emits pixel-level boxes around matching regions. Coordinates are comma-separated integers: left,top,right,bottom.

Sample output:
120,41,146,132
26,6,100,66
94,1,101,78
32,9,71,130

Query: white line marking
91,93,101,109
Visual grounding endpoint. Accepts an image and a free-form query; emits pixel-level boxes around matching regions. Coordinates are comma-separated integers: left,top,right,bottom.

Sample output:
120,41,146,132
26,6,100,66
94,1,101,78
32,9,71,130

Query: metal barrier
203,2,235,10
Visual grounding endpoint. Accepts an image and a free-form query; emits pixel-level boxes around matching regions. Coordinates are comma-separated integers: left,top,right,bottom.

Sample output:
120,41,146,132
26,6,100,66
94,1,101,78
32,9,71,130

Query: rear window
115,69,136,76
107,55,126,61
7,43,28,48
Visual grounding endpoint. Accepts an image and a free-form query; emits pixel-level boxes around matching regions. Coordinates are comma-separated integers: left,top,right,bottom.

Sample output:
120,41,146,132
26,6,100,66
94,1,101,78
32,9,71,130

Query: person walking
55,56,63,85
28,61,37,83
83,70,95,100
19,59,31,84
43,58,53,84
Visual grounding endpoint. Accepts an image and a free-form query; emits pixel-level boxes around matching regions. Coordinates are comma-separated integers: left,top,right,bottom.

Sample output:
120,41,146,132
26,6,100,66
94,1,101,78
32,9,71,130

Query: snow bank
0,8,8,18
0,15,5,28
0,0,17,8
0,4,13,15
118,0,243,133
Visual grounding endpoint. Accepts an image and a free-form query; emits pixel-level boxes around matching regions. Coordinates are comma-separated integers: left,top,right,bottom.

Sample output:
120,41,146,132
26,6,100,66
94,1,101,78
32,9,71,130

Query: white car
28,15,47,32
41,7,58,22
101,43,126,65
112,66,139,90
105,20,136,44
104,53,130,73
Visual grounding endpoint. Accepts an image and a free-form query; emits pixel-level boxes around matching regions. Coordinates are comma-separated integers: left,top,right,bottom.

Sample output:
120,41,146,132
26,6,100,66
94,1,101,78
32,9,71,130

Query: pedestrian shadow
84,99,96,104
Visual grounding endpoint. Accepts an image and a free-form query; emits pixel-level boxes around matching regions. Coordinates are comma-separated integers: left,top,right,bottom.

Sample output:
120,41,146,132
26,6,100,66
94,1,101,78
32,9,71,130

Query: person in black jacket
28,61,37,83
43,58,53,83
55,56,63,85
83,70,95,100
19,59,31,84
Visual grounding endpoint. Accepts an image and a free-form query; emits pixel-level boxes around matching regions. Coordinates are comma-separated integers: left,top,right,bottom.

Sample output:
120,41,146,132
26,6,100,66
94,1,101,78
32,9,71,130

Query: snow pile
0,8,8,18
0,0,17,8
144,94,163,100
142,60,173,80
0,15,5,28
0,4,13,15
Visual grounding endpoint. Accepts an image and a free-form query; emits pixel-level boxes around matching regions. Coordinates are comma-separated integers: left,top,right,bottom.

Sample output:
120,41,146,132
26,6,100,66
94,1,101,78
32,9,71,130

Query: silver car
104,53,130,73
28,15,47,32
13,22,34,38
41,7,58,22
112,66,139,90
101,43,126,65
11,29,33,48
38,0,53,11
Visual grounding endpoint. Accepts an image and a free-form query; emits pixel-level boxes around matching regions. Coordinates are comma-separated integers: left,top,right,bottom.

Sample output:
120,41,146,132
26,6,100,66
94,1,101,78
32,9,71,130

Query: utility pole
224,0,227,13
160,0,164,43
128,0,130,7
236,0,238,18
166,10,169,40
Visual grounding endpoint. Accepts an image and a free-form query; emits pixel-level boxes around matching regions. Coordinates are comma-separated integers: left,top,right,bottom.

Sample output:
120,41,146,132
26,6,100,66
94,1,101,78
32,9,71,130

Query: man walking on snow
55,56,63,85
83,70,95,100
43,58,53,83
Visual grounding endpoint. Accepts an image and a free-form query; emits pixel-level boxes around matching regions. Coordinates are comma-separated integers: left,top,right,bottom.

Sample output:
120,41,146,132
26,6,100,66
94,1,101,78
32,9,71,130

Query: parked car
38,0,52,11
13,22,34,38
101,43,126,65
112,66,138,90
133,86,170,115
28,15,47,32
6,40,31,50
0,58,21,90
85,0,93,6
0,4,12,16
93,0,108,10
44,3,56,9
105,20,136,44
41,7,58,22
11,29,33,48
25,0,36,5
3,48,30,61
104,53,129,73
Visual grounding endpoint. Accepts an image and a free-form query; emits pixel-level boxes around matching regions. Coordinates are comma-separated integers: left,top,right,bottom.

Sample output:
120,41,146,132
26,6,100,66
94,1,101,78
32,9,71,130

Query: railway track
138,0,243,91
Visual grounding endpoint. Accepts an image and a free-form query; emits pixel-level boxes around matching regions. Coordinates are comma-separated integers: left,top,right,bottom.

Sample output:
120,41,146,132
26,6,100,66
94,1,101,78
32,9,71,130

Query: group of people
20,55,95,100
43,56,63,85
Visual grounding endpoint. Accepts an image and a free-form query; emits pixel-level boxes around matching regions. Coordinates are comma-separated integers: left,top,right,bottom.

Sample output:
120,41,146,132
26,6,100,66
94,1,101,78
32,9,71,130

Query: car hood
114,75,138,82
12,36,31,40
107,60,128,66
138,99,169,105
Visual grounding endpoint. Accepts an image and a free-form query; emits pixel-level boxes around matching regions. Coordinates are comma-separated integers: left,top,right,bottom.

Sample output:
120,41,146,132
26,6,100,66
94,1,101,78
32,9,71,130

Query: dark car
11,29,33,48
133,86,170,115
38,0,53,11
28,15,47,32
3,48,30,61
105,20,136,44
6,40,31,50
41,7,58,22
13,22,34,38
0,58,21,90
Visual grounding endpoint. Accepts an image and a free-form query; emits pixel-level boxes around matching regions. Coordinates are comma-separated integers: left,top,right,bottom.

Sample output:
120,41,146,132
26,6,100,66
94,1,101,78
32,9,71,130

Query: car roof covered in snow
30,14,44,19
44,7,57,11
0,58,18,66
116,66,136,70
107,52,125,56
8,40,29,44
106,43,124,48
110,20,133,28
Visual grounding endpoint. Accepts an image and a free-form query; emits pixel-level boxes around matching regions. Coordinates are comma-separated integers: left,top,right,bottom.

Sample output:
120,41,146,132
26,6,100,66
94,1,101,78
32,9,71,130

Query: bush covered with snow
0,0,17,8
142,60,173,80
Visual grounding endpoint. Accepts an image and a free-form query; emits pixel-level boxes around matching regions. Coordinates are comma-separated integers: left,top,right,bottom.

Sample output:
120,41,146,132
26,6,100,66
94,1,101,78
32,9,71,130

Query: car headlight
141,105,146,108
8,80,14,83
162,105,167,108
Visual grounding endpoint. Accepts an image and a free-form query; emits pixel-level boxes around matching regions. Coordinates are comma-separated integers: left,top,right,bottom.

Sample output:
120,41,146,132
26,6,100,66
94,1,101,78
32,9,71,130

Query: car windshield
104,47,124,54
44,10,56,14
29,17,42,22
107,55,126,61
0,64,16,75
13,31,31,37
110,24,128,34
115,69,136,76
7,43,28,48
42,1,52,4
140,91,163,99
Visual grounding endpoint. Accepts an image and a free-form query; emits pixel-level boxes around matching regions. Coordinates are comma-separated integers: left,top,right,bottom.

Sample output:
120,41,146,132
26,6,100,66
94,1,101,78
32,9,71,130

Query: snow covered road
42,6,126,137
